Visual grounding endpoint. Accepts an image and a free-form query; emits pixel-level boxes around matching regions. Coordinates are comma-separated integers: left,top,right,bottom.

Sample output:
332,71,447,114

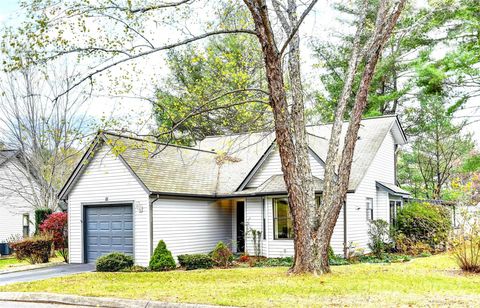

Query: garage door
84,205,133,263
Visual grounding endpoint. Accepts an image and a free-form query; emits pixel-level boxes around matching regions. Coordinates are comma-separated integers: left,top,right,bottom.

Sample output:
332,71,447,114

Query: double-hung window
22,214,30,237
366,198,374,221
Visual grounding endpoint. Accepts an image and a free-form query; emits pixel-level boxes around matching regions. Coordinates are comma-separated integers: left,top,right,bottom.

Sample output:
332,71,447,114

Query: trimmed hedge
396,202,451,248
178,254,214,270
149,240,176,271
96,252,134,272
10,235,53,264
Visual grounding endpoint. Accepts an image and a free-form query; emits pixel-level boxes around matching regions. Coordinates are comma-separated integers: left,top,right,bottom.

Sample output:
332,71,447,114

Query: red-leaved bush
40,212,68,262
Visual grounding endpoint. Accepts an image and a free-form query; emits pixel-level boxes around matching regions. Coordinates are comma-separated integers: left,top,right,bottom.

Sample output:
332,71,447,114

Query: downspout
150,195,160,257
343,200,347,259
262,197,268,257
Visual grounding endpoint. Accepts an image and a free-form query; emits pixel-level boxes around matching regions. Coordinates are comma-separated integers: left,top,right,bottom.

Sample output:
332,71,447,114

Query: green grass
1,254,480,307
0,257,27,270
0,254,64,271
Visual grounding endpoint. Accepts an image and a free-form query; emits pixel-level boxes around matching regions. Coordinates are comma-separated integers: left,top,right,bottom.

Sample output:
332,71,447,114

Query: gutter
148,189,356,200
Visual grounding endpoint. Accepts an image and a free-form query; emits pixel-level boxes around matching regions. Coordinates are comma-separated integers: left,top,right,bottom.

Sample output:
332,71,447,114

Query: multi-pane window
273,198,293,239
366,198,374,221
389,200,402,227
273,197,322,240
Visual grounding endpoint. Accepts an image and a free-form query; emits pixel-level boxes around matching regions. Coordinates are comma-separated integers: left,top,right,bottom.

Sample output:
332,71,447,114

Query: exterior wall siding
244,131,396,258
247,150,324,187
152,198,233,259
0,159,35,243
245,196,344,258
345,131,396,252
244,197,264,256
68,145,151,265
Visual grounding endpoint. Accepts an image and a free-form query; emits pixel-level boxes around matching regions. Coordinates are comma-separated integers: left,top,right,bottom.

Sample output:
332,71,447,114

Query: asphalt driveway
0,264,94,286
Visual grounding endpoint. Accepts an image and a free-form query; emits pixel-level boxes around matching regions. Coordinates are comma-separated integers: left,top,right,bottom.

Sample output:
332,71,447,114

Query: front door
236,201,245,253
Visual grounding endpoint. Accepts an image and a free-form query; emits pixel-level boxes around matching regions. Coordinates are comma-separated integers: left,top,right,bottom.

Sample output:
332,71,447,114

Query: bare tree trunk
318,0,406,274
272,0,317,274
244,0,319,273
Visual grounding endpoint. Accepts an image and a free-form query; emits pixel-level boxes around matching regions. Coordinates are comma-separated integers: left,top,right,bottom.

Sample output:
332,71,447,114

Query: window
389,200,403,227
273,196,322,240
22,214,30,237
273,198,293,239
366,198,373,221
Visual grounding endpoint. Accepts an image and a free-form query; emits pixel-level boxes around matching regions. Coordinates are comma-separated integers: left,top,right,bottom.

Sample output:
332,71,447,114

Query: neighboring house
0,150,36,247
59,115,409,265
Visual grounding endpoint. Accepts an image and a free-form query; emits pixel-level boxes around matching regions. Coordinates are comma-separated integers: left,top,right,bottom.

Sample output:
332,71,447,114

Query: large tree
153,6,270,145
399,96,474,199
2,0,405,274
0,65,88,210
311,0,480,121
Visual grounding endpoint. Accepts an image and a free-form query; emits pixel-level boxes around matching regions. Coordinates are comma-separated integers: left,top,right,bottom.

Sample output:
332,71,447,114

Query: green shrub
396,202,451,248
34,208,53,234
149,240,176,271
9,234,53,264
177,254,214,270
96,252,134,272
358,253,411,264
211,241,233,268
326,246,349,265
254,257,293,267
368,219,391,258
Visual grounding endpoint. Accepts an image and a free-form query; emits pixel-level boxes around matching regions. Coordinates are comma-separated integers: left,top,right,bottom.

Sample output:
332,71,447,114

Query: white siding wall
0,159,35,243
68,145,151,265
244,131,396,258
244,197,264,256
152,198,233,260
345,132,396,252
245,196,344,258
247,150,324,187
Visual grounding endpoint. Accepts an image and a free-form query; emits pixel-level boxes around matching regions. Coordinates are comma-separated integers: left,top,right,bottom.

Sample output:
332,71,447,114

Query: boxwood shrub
178,254,214,270
96,252,134,272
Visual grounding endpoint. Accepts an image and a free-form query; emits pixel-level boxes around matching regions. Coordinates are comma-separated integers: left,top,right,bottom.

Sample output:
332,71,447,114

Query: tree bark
317,0,406,274
244,0,318,273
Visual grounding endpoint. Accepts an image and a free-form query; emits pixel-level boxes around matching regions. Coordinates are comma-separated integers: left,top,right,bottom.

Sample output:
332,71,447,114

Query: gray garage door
84,205,133,263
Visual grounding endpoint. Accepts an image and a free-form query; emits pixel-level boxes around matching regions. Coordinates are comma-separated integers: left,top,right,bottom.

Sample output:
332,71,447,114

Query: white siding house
0,150,36,248
60,115,409,264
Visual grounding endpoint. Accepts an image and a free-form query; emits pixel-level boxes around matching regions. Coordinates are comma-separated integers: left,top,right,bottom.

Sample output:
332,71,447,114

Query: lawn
0,255,64,271
0,258,27,270
1,254,479,307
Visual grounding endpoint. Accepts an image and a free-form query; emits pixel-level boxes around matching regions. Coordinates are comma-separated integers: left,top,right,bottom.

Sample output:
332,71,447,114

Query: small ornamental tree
40,212,68,262
149,240,176,271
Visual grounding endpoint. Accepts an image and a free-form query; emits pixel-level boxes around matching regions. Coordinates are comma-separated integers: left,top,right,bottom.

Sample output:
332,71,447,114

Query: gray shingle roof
235,175,324,196
0,150,18,166
95,115,403,197
376,181,411,196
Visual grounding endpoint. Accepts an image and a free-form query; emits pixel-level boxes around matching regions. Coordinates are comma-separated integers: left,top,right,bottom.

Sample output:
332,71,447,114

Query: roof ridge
101,131,217,154
202,115,398,139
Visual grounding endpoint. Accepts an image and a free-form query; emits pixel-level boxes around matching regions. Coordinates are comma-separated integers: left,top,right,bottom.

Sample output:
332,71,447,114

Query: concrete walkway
0,263,94,286
0,292,228,307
